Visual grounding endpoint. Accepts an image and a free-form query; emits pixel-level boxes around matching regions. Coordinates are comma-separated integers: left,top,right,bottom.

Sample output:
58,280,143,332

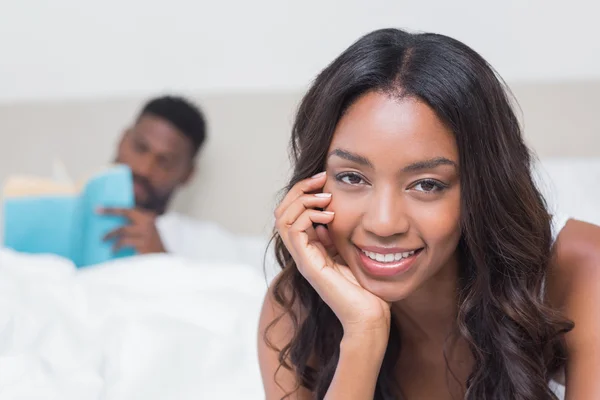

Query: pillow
534,158,600,226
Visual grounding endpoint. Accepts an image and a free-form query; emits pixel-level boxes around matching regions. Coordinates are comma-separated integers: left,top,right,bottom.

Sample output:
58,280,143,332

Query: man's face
115,114,195,214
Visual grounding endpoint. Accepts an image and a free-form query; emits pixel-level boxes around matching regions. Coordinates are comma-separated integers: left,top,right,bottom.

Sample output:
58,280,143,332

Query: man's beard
133,174,171,215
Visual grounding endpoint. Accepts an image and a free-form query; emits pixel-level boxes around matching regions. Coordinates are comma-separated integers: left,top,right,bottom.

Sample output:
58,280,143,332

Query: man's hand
99,207,166,254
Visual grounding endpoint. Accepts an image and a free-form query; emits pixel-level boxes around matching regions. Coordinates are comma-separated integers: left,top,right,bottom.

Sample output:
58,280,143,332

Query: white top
550,211,570,399
155,212,269,272
551,212,570,243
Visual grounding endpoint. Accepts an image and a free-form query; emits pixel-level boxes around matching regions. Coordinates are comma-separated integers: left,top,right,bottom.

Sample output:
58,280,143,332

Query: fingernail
315,193,331,198
322,211,335,215
311,171,326,178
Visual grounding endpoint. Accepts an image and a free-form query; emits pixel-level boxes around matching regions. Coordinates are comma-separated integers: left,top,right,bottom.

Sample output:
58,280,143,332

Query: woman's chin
358,277,416,304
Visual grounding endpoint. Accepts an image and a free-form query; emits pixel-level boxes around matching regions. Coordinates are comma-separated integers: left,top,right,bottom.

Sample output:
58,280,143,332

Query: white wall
1,0,599,103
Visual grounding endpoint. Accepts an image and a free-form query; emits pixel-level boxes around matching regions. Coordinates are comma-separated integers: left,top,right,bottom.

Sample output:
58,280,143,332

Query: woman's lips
356,246,423,277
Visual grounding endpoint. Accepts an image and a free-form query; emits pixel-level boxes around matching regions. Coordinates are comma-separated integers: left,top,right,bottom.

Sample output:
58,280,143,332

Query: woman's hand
275,172,391,338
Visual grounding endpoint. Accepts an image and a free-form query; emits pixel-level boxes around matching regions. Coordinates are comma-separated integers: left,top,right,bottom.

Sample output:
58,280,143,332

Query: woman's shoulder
258,272,303,347
547,218,600,303
550,219,600,276
258,271,313,399
546,218,600,396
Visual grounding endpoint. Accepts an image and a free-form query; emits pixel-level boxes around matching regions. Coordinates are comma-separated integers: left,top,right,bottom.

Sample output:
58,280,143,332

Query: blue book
2,164,137,267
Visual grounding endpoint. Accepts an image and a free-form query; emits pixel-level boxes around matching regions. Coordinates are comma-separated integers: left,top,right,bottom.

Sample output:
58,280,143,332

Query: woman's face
323,91,461,302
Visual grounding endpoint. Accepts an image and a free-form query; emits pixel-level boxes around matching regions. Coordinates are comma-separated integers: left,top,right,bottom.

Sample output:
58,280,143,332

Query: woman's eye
413,179,446,193
337,172,365,185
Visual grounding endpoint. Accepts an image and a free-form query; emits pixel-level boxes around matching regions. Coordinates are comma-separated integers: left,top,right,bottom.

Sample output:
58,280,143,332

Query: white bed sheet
0,249,268,399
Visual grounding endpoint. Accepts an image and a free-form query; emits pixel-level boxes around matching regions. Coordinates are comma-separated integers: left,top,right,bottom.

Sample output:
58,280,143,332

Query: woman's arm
258,286,388,400
258,288,311,399
547,219,600,399
326,332,388,400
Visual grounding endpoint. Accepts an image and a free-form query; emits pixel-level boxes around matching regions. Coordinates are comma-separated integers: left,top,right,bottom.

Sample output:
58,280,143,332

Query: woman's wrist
341,326,389,358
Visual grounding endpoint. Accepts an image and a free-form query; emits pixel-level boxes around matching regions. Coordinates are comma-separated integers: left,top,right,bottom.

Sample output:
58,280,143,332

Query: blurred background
1,0,599,236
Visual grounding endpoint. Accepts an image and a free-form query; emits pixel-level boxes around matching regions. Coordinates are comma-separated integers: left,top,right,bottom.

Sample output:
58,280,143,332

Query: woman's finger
274,172,327,219
315,224,338,259
275,193,332,232
286,209,335,276
288,211,372,313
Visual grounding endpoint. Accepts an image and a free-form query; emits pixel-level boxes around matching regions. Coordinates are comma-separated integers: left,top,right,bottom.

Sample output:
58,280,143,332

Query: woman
258,28,600,399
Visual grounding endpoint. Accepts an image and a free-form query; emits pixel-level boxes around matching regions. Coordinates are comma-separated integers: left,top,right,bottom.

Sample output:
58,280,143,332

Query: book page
52,158,75,186
2,162,125,197
3,176,76,197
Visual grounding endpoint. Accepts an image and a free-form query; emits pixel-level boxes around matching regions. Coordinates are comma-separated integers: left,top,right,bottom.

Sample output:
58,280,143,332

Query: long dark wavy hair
265,28,573,399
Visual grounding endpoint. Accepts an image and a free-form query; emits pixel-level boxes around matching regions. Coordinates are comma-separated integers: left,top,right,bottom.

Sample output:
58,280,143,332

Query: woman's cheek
323,178,347,214
407,192,461,244
323,179,335,212
325,187,364,237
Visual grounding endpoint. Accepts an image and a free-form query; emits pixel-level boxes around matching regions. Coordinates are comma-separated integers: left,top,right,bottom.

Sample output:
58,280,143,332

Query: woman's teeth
362,250,416,263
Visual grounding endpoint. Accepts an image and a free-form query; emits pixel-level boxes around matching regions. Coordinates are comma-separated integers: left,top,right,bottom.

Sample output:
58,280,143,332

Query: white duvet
0,250,268,399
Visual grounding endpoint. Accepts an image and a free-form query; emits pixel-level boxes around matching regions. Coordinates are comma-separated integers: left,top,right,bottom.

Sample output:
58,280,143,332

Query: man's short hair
138,95,207,156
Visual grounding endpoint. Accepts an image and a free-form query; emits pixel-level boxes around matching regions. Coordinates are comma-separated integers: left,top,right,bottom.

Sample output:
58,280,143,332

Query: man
99,95,253,264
